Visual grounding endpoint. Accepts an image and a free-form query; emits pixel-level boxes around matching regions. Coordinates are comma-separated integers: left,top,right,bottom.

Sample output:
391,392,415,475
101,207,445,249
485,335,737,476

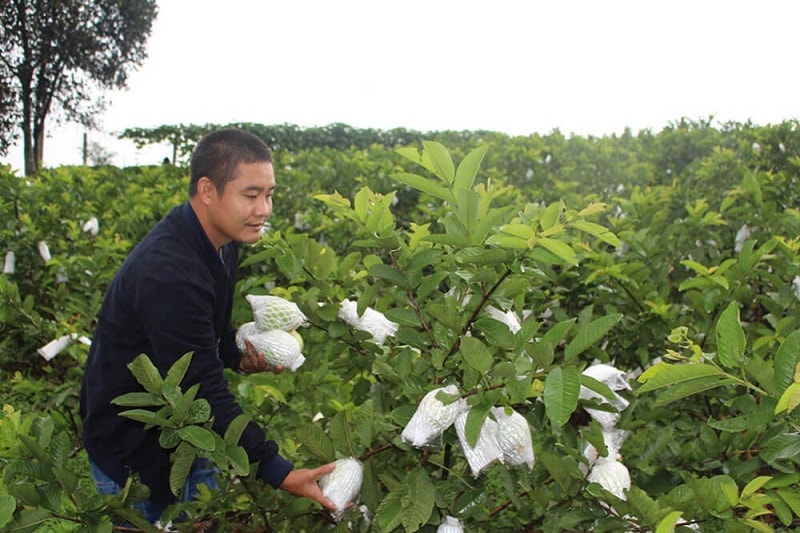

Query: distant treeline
120,121,500,164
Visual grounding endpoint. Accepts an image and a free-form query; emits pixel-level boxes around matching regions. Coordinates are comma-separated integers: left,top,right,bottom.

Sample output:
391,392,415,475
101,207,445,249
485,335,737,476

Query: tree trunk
20,97,39,176
22,126,36,176
34,124,44,171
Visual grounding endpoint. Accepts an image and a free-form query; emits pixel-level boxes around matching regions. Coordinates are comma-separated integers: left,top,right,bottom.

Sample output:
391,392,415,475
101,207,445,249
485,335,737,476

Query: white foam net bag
338,299,398,345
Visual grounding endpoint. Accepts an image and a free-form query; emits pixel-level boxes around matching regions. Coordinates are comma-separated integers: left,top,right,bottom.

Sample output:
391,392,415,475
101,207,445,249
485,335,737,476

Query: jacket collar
178,202,226,266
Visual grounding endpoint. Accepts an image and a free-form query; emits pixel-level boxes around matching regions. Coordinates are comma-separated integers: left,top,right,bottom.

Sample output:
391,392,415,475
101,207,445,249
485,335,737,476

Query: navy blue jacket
80,202,292,506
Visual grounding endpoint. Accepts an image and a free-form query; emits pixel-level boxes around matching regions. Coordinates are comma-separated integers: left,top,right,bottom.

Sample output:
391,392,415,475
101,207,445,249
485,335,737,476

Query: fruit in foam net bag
289,329,304,350
236,326,305,371
235,322,259,354
245,294,307,331
318,457,363,516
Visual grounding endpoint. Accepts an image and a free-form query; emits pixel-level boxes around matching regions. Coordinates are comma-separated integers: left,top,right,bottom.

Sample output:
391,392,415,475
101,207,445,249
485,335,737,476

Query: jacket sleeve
136,269,293,488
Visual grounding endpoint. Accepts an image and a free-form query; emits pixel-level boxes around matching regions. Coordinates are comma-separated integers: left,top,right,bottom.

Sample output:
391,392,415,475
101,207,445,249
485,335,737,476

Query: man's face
204,161,275,248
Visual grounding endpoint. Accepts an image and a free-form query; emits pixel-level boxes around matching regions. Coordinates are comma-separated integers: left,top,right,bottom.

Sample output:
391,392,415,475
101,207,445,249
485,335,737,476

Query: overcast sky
3,0,799,170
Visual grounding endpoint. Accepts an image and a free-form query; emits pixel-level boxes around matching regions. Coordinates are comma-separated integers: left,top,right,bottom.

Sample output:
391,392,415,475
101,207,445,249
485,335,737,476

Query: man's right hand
279,463,342,512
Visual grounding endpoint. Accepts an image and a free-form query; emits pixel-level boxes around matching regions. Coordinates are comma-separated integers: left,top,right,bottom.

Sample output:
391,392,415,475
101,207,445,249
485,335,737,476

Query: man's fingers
313,463,336,480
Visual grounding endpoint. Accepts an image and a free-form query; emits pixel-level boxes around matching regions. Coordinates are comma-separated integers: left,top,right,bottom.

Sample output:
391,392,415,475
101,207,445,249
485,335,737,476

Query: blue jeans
90,458,220,524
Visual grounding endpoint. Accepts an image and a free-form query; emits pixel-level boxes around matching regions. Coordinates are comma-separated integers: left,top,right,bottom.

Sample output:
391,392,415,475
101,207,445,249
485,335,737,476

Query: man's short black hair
189,128,272,196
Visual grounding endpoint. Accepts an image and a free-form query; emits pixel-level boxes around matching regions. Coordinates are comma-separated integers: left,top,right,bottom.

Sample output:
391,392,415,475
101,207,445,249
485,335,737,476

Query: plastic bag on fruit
3,251,15,274
401,385,466,448
437,515,464,533
454,409,504,476
581,427,629,474
582,363,632,392
484,305,521,334
587,456,631,500
491,406,534,469
338,299,398,345
580,363,631,429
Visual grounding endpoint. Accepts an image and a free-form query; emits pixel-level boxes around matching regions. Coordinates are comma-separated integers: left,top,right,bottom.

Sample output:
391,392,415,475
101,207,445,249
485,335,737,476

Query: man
79,128,337,523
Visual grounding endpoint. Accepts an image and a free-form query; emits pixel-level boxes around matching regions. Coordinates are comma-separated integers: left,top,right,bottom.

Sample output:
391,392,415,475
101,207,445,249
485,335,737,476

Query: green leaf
186,398,212,424
453,144,488,191
422,140,455,184
564,314,623,361
6,508,52,529
384,308,422,327
8,482,42,506
368,263,408,289
578,202,609,217
775,382,800,415
464,403,491,448
540,201,563,230
161,382,181,406
170,441,196,497
774,330,800,393
741,476,772,499
227,446,250,476
538,450,577,492
770,497,794,527
542,318,576,347
159,427,181,449
127,354,164,395
179,426,216,451
580,374,616,403
472,205,517,246
313,191,351,209
118,408,174,428
652,375,737,407
296,424,335,462
761,433,800,463
680,260,711,276
171,383,200,425
537,237,578,266
456,188,480,235
655,510,684,533
544,367,580,427
375,490,404,533
330,411,356,457
0,494,16,528
716,301,745,368
474,316,516,349
224,414,251,447
164,351,193,389
776,488,800,516
392,172,453,202
636,362,725,394
708,410,774,432
460,336,493,375
570,220,621,247
111,392,166,408
742,519,774,533
402,468,435,532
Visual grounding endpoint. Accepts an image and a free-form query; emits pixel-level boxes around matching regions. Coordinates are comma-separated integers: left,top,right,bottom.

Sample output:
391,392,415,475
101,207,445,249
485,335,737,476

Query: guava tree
234,141,635,531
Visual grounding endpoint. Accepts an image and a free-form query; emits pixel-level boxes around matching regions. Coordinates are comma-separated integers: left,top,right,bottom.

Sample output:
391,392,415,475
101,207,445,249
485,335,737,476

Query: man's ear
197,177,216,204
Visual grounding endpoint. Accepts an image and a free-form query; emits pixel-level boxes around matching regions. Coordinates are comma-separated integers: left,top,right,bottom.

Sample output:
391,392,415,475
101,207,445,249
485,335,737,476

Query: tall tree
0,0,157,175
